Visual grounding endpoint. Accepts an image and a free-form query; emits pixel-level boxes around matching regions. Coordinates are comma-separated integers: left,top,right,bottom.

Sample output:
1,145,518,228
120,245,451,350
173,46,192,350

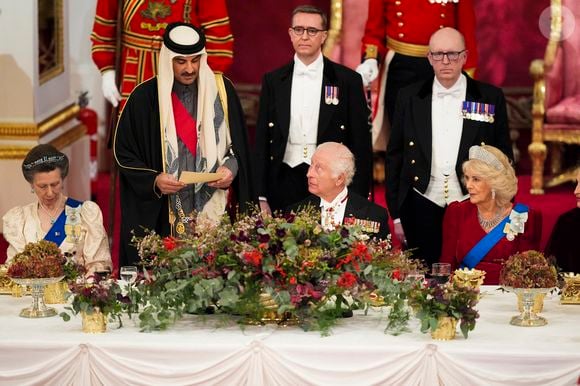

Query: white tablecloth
0,287,579,386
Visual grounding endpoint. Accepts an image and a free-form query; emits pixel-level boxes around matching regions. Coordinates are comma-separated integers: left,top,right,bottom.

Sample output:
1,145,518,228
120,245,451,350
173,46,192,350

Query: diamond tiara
23,155,66,170
468,146,503,170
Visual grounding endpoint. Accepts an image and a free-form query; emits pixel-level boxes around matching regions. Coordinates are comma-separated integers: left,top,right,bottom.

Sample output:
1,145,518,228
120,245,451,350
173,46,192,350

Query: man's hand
207,166,234,189
393,222,407,247
259,200,272,216
101,70,122,107
355,59,379,87
155,173,186,195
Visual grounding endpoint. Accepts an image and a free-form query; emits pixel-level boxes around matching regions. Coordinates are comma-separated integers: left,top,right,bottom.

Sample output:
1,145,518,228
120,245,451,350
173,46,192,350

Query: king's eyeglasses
290,26,326,37
429,50,466,61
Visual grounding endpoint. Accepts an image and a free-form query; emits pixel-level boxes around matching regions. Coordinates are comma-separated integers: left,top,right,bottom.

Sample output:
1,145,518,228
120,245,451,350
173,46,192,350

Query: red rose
392,269,401,281
163,237,177,251
289,277,297,285
242,250,263,267
337,272,357,288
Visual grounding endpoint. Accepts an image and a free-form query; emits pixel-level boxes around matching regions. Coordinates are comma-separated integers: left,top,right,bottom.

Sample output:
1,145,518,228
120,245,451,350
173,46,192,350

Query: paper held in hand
179,171,224,184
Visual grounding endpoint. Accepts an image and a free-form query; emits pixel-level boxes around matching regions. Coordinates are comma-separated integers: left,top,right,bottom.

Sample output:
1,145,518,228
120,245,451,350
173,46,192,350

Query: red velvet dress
440,200,542,285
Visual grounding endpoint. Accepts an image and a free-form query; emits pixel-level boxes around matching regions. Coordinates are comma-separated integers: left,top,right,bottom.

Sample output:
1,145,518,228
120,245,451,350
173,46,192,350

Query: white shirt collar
320,187,349,209
432,74,466,97
293,53,324,75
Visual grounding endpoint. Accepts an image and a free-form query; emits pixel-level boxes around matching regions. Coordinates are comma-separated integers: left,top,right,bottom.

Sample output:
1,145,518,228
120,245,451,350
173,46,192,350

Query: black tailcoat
288,191,390,240
386,74,513,220
254,57,372,210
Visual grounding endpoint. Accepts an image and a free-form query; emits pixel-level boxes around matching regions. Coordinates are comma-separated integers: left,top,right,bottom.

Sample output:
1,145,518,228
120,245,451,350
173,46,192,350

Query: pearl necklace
477,206,505,230
38,196,64,224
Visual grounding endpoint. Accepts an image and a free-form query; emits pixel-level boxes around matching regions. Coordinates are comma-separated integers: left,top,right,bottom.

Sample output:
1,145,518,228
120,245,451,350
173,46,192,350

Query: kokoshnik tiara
468,146,503,170
23,155,65,170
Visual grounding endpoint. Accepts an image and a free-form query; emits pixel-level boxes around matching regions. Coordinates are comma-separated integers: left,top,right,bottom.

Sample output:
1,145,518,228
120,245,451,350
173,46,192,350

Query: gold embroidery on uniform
140,1,171,21
140,22,169,32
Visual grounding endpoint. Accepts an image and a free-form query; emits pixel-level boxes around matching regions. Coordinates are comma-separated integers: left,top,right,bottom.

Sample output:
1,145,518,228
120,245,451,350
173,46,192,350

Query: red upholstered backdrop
226,0,330,84
474,0,550,87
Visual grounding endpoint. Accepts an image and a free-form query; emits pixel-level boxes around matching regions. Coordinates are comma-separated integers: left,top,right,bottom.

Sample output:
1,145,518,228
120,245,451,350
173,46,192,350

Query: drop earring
491,189,496,200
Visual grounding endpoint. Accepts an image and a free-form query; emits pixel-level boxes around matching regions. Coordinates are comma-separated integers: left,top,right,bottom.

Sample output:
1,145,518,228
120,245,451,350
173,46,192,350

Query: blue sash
43,198,82,246
460,203,529,269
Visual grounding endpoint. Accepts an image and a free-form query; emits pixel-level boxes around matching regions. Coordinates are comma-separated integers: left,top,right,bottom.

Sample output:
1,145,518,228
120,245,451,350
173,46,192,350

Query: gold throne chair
529,0,580,194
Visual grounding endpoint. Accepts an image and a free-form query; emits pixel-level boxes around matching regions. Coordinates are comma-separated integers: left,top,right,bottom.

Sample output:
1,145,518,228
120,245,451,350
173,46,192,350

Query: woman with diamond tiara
2,144,112,274
439,145,542,284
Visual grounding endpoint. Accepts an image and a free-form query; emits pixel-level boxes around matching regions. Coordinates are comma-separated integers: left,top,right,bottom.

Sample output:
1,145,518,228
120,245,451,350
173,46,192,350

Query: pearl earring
491,189,496,200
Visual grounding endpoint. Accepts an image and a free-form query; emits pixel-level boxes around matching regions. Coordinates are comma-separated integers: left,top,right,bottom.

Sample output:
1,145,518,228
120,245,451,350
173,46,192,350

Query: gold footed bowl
508,287,550,327
517,292,545,313
431,316,457,340
81,308,107,333
9,276,65,318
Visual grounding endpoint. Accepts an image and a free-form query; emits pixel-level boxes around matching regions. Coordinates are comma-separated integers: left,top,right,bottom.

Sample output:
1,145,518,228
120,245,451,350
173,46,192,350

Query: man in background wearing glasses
356,0,478,152
254,5,372,214
385,27,512,268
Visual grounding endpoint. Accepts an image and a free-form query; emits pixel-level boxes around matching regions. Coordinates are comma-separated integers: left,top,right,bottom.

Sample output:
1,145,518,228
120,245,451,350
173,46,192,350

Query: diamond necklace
477,206,505,229
38,195,64,224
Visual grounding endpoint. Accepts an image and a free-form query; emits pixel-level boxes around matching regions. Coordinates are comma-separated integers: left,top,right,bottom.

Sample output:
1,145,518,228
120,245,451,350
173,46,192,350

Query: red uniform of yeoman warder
91,0,234,110
361,0,477,71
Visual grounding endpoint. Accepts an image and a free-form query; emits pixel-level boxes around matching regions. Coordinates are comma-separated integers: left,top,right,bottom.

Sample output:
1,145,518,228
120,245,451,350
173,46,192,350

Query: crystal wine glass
120,266,138,314
431,263,451,284
120,266,138,284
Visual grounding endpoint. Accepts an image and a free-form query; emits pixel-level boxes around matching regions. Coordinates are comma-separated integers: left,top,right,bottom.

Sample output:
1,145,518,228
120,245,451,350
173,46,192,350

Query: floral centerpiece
134,209,422,335
6,240,68,318
499,250,558,289
60,273,127,332
407,280,480,339
499,250,558,321
7,240,66,278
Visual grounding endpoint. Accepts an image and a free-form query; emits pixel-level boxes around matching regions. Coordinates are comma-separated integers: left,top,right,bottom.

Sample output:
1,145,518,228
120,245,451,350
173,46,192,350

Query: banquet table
0,286,579,386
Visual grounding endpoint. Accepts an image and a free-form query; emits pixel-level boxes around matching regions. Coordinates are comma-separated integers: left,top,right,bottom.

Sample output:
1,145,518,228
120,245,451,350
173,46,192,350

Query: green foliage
408,281,480,339
132,209,422,335
59,273,126,327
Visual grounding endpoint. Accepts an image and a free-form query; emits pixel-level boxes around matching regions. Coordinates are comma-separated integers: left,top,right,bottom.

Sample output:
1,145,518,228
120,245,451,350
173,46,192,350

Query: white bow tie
436,88,461,99
296,67,317,79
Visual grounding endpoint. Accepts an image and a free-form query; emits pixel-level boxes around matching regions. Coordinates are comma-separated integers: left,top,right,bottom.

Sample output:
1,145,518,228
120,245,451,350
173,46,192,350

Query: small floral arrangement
60,273,127,325
133,209,422,335
408,280,480,339
499,250,558,289
7,240,65,278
